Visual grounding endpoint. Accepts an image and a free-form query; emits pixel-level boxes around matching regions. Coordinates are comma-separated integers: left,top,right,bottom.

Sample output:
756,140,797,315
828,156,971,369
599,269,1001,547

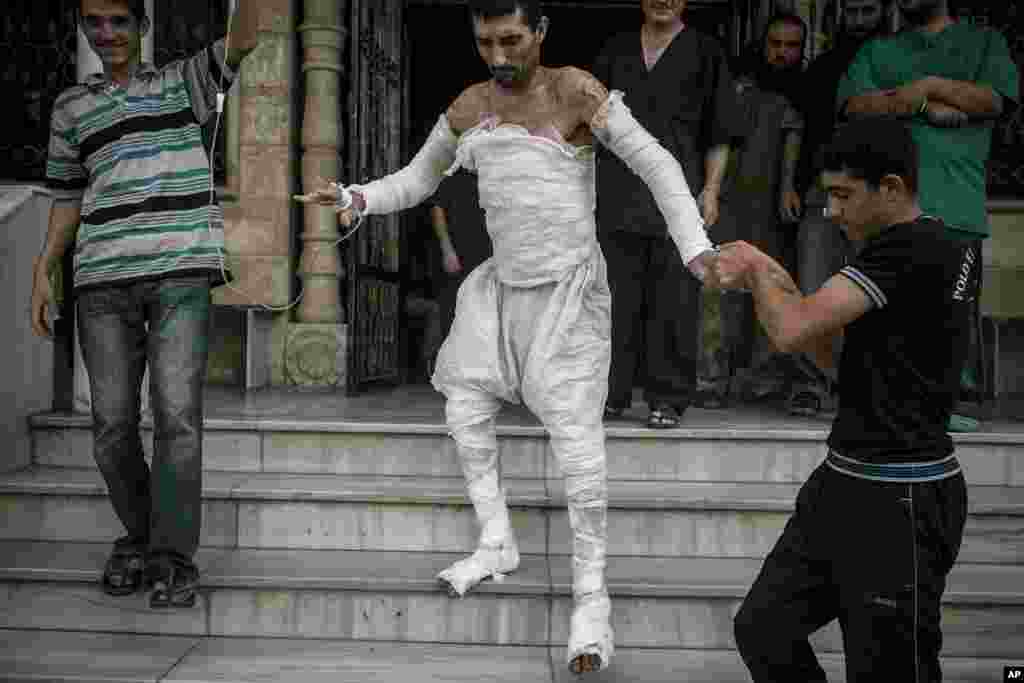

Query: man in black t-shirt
713,119,974,681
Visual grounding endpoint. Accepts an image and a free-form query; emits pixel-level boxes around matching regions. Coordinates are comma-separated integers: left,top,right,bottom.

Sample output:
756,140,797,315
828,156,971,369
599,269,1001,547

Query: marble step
1,541,1023,659
28,415,1024,485
0,629,1011,683
4,467,1024,563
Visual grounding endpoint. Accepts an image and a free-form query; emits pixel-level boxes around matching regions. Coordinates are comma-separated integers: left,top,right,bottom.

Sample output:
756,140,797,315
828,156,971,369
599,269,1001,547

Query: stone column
215,0,295,310
284,0,348,388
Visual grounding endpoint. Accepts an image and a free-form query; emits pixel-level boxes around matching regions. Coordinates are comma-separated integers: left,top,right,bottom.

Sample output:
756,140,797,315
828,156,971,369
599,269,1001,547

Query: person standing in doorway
429,167,491,344
702,12,807,408
592,0,744,427
786,0,893,417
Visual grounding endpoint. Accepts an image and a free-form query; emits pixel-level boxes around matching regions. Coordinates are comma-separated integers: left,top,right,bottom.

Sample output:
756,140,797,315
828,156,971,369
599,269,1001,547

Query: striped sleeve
180,38,237,125
840,265,887,309
837,229,915,310
45,92,87,205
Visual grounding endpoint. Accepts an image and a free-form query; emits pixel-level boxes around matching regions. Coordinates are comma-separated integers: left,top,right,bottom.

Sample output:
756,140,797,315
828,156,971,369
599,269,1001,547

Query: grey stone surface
0,628,1005,683
2,186,54,476
31,428,261,472
202,547,552,595
165,638,552,683
0,494,237,548
234,499,549,553
0,583,208,635
207,588,551,644
0,628,199,683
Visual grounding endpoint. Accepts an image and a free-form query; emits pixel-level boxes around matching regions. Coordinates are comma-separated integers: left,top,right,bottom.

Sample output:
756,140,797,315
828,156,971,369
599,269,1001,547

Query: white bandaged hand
348,114,458,216
591,92,714,271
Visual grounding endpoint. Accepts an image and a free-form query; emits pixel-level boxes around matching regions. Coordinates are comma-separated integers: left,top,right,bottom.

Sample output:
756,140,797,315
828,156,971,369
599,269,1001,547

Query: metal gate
345,0,406,393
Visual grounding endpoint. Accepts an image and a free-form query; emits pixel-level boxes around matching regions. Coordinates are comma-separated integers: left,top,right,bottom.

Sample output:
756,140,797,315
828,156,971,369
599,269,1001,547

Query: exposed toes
569,653,601,675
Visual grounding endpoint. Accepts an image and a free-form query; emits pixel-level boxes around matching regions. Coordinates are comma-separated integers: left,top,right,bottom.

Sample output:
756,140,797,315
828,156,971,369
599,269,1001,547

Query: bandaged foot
568,590,614,674
440,444,520,597
437,539,520,597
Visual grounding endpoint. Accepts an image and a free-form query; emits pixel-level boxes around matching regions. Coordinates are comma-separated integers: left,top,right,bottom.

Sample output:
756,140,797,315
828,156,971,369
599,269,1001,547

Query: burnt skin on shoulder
445,66,609,148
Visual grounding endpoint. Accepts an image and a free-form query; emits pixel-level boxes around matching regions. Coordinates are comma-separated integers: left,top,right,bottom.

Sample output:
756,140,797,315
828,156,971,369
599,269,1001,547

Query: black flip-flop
647,404,680,429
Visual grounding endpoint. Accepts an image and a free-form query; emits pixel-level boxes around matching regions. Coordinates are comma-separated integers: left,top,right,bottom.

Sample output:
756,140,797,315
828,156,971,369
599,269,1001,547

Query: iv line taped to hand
206,2,366,312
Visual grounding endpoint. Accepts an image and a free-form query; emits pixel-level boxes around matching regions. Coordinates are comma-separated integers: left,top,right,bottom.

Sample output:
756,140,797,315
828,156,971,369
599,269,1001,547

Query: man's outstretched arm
715,241,871,370
571,68,716,279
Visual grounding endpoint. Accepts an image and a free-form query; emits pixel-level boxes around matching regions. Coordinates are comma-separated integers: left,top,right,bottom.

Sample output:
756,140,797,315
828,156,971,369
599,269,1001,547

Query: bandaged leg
550,428,613,672
590,91,714,275
437,392,519,597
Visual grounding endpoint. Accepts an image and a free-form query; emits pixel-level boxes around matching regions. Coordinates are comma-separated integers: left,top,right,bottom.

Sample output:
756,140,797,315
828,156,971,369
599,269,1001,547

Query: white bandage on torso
590,91,713,265
347,114,459,216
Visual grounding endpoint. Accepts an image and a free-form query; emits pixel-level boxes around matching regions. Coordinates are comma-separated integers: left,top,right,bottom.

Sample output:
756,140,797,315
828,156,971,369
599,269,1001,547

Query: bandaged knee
591,92,713,267
446,396,500,452
347,114,458,216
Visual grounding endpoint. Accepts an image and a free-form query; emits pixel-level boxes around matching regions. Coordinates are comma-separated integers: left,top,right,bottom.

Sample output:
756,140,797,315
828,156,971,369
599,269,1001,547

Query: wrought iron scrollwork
358,28,401,87
0,0,78,181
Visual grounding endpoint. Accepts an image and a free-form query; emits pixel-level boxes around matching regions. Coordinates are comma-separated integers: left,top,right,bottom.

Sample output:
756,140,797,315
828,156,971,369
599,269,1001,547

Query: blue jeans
77,275,211,562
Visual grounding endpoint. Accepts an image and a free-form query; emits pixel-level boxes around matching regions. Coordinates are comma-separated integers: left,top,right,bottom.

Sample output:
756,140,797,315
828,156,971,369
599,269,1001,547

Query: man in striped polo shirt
29,0,261,608
716,120,973,680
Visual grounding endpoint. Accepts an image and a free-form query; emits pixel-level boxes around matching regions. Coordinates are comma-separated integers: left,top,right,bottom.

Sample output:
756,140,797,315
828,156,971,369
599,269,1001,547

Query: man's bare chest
486,85,592,146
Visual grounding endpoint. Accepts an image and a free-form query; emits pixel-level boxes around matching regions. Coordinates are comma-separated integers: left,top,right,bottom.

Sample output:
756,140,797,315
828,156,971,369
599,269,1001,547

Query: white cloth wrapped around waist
450,125,599,287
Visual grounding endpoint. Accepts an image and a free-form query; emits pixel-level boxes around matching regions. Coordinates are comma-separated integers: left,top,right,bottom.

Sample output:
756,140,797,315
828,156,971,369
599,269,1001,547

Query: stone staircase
2,390,1024,682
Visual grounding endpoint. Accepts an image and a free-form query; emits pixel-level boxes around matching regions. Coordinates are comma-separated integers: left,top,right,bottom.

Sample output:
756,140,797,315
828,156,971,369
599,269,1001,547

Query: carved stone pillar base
283,322,348,389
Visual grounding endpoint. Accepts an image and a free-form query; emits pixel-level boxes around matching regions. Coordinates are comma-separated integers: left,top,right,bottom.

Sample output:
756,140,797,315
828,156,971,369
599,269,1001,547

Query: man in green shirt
837,0,1018,431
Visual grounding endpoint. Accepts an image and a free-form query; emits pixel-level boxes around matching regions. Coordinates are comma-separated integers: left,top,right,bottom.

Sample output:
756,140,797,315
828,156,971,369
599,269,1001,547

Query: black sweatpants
734,462,967,682
600,230,702,410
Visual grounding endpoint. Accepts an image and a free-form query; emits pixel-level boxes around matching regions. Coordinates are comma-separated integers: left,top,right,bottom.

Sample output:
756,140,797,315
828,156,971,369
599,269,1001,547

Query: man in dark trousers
592,0,744,427
719,119,973,681
787,0,892,416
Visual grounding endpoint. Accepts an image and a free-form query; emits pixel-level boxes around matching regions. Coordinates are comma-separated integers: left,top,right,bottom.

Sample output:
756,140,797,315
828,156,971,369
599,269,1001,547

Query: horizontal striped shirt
46,40,234,290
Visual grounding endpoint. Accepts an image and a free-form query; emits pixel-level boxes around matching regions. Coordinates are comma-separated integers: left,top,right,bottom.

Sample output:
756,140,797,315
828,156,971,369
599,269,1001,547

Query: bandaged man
295,0,715,674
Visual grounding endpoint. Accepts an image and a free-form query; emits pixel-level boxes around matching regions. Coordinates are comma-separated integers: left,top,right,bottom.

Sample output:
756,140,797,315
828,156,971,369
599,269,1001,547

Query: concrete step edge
2,541,1023,605
0,629,1010,683
6,466,1024,514
29,411,1024,445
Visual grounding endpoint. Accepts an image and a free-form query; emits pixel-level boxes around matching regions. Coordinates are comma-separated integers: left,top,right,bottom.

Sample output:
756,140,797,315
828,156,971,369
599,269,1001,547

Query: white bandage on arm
347,114,458,216
591,91,713,265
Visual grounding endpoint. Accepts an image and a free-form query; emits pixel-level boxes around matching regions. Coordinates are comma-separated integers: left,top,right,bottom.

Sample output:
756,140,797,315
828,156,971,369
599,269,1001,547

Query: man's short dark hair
468,0,543,31
822,119,919,195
